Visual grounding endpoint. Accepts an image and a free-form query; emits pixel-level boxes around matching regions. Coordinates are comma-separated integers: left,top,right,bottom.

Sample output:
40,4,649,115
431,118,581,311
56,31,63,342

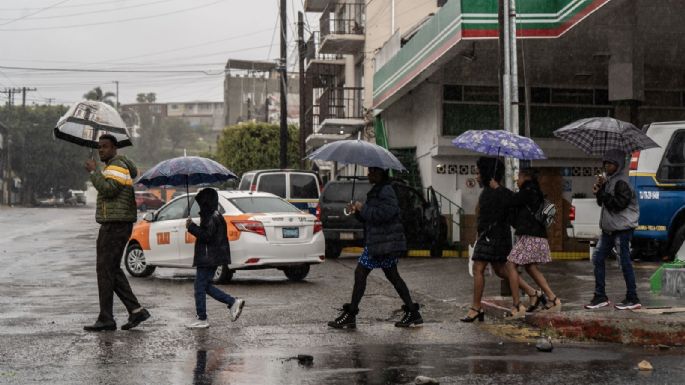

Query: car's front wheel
125,243,156,277
283,265,310,281
213,264,233,284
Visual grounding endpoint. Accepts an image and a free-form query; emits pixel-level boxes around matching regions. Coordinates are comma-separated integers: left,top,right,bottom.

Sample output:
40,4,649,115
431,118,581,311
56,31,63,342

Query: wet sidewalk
480,260,685,346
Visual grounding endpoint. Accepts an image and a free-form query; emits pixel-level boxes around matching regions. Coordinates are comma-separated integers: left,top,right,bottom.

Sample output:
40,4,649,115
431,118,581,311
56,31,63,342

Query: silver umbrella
54,100,132,149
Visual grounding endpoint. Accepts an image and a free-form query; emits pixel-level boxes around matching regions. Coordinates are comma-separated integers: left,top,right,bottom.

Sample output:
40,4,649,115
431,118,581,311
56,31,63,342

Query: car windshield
322,182,372,203
228,196,301,213
238,174,254,190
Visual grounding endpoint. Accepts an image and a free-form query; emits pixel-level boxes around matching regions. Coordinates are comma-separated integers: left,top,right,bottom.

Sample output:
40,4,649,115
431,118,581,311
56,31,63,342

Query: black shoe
395,303,423,328
614,297,642,310
327,304,357,329
84,321,117,332
526,290,548,313
584,294,610,309
460,307,485,323
121,308,151,330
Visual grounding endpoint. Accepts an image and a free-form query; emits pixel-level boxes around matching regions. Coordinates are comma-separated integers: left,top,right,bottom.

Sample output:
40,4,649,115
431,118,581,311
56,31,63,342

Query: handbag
472,223,498,257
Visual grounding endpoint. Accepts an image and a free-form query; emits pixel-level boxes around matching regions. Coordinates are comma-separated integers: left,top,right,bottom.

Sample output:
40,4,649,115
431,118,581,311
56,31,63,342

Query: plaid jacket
91,155,138,223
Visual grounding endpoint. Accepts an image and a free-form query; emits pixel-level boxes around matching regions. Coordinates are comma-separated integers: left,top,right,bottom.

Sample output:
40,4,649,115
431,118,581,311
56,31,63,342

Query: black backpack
528,199,556,228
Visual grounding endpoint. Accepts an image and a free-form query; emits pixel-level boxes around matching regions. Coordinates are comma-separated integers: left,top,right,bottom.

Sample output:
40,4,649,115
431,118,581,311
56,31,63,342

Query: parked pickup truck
568,197,601,241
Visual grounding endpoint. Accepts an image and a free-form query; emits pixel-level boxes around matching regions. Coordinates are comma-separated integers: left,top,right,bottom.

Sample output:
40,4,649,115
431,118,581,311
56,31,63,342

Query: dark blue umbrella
306,139,406,171
137,156,237,213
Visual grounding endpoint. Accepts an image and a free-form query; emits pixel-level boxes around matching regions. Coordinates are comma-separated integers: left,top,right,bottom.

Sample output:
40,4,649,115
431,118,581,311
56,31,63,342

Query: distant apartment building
167,101,225,131
223,59,300,126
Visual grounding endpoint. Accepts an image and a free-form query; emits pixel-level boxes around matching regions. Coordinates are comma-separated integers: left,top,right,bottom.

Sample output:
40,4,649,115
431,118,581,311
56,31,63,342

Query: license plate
282,227,299,238
340,232,354,240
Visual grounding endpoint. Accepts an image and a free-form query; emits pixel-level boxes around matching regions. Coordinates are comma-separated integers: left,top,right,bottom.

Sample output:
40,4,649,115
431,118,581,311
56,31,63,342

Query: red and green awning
373,0,611,109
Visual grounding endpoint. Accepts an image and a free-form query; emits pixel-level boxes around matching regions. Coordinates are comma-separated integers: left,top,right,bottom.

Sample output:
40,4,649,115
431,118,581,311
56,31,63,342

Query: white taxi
124,190,325,283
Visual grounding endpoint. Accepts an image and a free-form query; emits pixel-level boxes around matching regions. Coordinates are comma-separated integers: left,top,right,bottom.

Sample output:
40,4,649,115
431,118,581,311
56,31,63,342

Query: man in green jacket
84,134,151,331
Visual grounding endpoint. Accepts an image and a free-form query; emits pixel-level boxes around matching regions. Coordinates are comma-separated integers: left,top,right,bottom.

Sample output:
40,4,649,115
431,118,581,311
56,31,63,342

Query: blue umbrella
306,139,406,171
137,156,237,213
451,130,546,160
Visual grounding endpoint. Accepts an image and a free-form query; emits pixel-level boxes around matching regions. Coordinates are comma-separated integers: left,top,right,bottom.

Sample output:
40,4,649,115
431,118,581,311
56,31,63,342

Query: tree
83,86,116,106
162,117,196,152
0,105,88,204
136,92,157,103
215,122,300,176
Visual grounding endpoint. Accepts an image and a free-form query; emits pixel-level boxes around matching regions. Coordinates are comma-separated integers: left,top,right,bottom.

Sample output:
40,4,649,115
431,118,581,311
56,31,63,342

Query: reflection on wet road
0,207,683,385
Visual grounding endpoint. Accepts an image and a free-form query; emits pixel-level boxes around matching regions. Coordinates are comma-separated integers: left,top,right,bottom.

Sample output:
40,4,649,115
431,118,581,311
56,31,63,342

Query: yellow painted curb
340,248,589,260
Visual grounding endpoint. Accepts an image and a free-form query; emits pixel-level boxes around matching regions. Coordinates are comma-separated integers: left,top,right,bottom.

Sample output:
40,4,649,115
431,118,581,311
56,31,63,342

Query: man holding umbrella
83,134,151,331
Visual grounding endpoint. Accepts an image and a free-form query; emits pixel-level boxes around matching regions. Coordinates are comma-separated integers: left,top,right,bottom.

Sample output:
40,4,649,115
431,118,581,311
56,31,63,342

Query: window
290,174,319,199
257,173,286,198
238,173,254,190
156,198,188,221
657,131,685,182
229,197,300,213
322,182,372,203
189,197,226,218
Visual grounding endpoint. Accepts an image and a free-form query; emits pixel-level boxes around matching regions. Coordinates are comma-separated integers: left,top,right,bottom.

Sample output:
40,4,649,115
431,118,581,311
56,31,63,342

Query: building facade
372,0,685,251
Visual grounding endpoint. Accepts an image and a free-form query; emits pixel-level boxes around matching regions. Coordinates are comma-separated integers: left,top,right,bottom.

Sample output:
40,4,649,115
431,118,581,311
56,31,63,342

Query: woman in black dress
461,157,538,322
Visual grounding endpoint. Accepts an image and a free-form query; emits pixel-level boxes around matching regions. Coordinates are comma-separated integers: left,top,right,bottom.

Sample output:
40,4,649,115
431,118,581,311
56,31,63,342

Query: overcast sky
0,0,316,106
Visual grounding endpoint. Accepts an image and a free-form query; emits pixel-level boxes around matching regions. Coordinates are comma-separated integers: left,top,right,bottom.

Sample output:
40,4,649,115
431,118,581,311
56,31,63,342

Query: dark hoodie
187,188,230,267
596,149,639,232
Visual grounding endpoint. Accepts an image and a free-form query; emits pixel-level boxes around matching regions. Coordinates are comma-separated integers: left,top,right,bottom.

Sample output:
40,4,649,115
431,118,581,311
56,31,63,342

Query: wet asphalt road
0,207,683,385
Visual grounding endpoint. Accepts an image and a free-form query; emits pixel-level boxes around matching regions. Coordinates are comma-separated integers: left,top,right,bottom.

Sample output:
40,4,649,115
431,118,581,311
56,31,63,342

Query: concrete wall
364,0,439,110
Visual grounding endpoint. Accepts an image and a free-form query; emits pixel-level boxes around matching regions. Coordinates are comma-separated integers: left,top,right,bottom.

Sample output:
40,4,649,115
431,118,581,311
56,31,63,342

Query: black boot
327,304,357,329
395,303,423,328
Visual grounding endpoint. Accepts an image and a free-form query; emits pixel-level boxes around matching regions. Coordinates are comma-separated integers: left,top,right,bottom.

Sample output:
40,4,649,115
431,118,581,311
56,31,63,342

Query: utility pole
298,12,306,169
21,87,37,108
279,0,288,169
113,81,120,110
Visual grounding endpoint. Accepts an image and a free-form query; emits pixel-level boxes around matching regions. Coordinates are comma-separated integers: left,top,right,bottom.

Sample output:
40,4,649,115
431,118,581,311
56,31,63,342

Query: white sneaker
186,320,210,329
230,299,245,321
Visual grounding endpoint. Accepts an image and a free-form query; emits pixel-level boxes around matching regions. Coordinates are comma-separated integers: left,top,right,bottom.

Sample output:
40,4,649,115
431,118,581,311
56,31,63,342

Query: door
147,198,187,266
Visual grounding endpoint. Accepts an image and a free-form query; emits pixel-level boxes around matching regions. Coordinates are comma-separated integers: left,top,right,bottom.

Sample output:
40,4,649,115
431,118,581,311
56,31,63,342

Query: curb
480,297,685,346
341,247,589,259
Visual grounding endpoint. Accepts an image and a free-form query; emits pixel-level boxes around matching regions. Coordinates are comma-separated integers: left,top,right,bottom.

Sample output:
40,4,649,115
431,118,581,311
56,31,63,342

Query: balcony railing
305,32,344,63
318,87,364,121
320,2,365,37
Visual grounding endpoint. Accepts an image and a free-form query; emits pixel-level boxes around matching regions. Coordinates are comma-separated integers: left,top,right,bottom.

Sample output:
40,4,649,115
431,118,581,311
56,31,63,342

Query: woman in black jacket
461,158,538,322
490,168,560,318
185,188,245,329
328,167,422,329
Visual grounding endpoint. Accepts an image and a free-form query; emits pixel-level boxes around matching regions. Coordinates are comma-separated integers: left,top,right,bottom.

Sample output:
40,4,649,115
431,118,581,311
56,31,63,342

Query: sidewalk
480,260,685,346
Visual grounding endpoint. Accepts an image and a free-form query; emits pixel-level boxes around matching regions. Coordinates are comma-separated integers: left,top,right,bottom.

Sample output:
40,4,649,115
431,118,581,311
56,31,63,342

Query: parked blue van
630,121,685,260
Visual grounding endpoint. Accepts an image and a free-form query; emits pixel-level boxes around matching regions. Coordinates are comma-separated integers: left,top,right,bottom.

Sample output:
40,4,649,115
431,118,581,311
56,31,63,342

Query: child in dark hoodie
586,149,641,310
185,188,244,329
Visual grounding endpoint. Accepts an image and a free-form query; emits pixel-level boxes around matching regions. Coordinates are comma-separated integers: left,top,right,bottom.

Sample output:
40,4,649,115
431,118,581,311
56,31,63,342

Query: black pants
350,263,414,312
96,222,141,324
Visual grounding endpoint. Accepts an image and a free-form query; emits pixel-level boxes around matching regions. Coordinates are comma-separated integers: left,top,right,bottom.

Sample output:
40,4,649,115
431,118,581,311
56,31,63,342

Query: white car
124,190,325,283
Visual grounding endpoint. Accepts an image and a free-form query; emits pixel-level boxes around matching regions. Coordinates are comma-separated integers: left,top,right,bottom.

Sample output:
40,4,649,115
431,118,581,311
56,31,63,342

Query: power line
0,0,178,21
0,0,226,31
0,65,222,75
0,0,140,11
0,0,71,27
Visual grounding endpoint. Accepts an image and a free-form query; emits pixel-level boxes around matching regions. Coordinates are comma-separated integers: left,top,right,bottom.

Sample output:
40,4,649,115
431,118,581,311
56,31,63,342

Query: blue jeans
194,267,235,320
592,230,638,300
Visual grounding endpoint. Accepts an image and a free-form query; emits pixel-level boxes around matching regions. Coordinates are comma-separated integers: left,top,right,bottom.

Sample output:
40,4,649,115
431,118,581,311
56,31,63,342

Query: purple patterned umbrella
451,130,546,160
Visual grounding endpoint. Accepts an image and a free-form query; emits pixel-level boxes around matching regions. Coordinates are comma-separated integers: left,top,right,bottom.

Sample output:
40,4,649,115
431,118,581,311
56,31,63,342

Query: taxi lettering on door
156,232,171,245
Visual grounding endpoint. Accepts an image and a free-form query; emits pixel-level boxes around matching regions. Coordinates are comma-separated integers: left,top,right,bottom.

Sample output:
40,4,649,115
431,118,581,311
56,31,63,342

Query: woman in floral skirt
490,168,561,318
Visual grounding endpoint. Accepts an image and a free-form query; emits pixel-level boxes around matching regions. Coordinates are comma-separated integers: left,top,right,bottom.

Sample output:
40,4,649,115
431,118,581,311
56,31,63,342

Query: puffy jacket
91,155,138,223
596,149,639,232
473,186,513,258
355,182,407,257
187,188,230,267
499,180,547,238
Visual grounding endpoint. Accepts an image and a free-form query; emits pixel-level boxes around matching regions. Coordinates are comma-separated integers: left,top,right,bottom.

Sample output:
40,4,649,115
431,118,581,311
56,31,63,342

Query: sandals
543,297,562,312
526,290,548,313
507,303,527,319
460,307,485,323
